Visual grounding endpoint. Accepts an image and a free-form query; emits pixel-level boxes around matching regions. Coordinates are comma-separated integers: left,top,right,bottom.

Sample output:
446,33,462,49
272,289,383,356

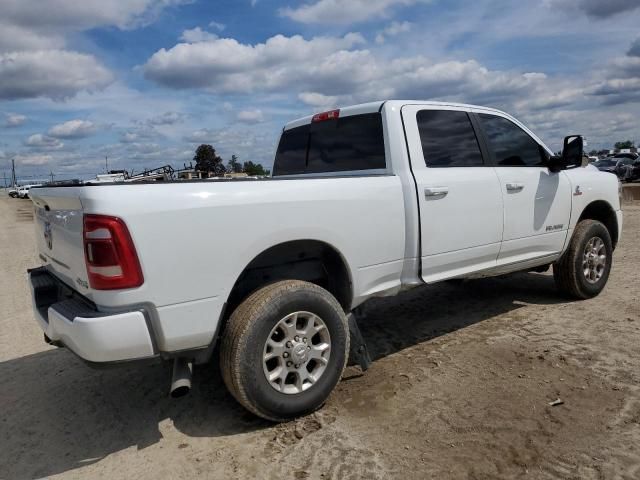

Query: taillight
311,109,340,123
83,214,143,290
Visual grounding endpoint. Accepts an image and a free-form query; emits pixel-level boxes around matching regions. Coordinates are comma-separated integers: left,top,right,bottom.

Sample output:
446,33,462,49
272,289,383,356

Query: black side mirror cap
562,135,584,169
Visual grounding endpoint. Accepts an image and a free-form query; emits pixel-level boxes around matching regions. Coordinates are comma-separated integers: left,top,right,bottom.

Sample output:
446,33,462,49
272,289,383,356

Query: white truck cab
18,184,42,198
28,101,622,421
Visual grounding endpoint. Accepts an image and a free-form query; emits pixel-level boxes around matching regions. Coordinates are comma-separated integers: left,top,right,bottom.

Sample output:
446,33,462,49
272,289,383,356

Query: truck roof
283,100,509,131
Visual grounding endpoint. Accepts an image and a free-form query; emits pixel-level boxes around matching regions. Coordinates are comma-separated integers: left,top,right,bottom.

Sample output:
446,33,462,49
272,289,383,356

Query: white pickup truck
28,101,622,421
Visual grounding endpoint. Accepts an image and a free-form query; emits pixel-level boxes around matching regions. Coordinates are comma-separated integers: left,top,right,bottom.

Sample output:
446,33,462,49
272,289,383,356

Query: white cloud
16,154,52,166
3,113,28,127
25,134,64,149
236,109,264,124
0,0,194,55
143,33,365,92
588,56,640,104
48,119,97,138
180,27,219,43
376,21,412,44
280,0,422,25
147,111,185,125
120,125,160,143
0,50,113,100
208,20,226,31
184,128,216,143
298,92,339,108
143,32,550,109
143,33,365,91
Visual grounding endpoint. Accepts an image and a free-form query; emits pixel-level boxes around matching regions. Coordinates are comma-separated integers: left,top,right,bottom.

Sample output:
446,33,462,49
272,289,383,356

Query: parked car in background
594,158,619,175
7,187,19,198
613,152,639,161
629,159,640,183
18,184,42,198
593,157,638,181
613,157,638,182
27,101,622,421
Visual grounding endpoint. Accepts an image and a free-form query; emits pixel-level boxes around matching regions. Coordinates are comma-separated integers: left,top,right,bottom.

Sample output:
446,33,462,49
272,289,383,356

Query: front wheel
220,280,349,421
553,219,613,299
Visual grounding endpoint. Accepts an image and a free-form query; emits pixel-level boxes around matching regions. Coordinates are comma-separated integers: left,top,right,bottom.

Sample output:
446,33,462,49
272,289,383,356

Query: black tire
553,219,613,299
220,280,349,422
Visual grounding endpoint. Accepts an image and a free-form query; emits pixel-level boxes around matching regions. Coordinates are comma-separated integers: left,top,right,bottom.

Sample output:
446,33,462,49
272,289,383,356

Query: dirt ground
1,187,639,480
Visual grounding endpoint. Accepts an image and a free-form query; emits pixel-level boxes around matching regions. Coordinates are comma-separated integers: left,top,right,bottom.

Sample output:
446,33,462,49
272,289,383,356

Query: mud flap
347,312,372,371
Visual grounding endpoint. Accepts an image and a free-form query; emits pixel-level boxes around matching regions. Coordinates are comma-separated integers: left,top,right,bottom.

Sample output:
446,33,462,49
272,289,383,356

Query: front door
474,112,571,265
401,106,504,282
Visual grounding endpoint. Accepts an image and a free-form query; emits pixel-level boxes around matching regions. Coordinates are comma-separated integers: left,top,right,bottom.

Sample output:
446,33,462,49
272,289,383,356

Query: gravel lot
1,188,639,479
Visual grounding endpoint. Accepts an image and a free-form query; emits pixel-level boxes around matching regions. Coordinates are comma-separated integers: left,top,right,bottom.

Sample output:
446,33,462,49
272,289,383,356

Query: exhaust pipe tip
170,358,193,398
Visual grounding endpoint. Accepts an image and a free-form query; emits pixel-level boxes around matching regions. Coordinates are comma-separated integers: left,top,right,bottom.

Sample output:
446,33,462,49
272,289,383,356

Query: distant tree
588,150,597,156
243,161,270,176
193,144,225,176
227,155,243,173
614,140,635,149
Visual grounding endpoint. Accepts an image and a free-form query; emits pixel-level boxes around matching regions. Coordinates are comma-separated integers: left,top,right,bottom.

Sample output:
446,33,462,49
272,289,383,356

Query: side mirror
562,135,584,169
547,155,565,173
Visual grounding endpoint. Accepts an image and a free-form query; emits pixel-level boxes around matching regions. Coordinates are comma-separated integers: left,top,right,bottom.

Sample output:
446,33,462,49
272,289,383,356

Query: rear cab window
273,113,386,176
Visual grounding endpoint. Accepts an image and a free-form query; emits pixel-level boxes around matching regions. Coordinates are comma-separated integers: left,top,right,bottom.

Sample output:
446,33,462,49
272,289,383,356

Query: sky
1,0,639,183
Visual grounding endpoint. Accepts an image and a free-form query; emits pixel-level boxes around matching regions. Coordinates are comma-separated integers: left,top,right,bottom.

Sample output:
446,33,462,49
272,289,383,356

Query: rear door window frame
415,108,490,168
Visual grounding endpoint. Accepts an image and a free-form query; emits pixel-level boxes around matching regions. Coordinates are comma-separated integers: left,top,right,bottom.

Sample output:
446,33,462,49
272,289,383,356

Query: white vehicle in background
18,184,42,198
27,101,622,421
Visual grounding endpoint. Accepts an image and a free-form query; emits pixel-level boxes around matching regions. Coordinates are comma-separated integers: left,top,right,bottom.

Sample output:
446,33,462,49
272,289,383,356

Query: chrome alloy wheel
582,236,607,284
262,311,331,394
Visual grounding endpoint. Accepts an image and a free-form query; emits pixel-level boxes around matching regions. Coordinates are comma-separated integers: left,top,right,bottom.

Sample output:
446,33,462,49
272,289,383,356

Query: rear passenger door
474,112,571,265
401,106,504,282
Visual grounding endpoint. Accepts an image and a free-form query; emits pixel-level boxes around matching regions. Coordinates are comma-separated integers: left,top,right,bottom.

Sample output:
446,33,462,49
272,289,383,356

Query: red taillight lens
311,109,340,123
83,214,143,290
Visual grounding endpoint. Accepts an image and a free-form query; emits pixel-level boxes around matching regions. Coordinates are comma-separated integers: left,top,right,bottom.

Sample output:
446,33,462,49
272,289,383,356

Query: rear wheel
553,219,613,299
220,280,349,421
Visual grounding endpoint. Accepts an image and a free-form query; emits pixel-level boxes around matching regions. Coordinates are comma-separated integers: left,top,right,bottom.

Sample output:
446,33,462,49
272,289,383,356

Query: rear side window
416,110,484,167
478,114,546,167
273,113,386,176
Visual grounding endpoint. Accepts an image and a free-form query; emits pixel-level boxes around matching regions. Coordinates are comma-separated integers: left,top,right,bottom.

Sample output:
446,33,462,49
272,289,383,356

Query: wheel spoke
264,340,285,361
268,366,285,383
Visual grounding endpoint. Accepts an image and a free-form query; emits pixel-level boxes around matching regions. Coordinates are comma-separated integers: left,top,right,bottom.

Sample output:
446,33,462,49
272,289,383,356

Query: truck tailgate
30,188,91,294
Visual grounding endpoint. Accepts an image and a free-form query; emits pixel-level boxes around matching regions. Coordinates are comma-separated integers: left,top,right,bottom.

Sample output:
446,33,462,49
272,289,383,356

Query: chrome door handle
424,187,449,199
506,182,524,192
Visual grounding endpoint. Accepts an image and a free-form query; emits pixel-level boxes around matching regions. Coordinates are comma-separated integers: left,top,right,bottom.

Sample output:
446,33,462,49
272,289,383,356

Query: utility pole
11,158,17,188
105,155,108,173
49,170,55,183
2,170,6,188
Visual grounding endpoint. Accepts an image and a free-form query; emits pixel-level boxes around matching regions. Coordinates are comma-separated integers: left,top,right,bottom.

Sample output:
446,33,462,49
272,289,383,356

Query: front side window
416,110,484,167
478,114,546,167
273,113,386,176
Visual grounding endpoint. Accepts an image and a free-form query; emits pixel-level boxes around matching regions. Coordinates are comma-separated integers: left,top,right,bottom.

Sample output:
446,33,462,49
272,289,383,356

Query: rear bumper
29,267,156,363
